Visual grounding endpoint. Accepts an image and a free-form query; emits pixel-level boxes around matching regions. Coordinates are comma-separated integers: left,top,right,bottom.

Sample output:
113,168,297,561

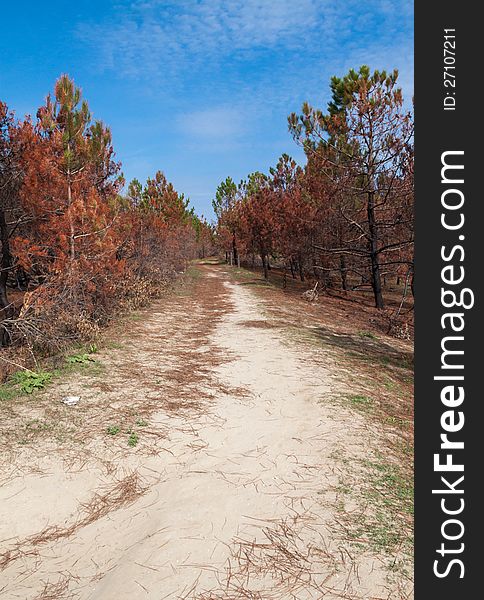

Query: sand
0,264,412,599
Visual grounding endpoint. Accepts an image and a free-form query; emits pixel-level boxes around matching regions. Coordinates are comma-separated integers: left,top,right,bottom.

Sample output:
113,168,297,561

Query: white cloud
76,0,413,155
77,0,387,74
177,107,245,139
77,0,413,100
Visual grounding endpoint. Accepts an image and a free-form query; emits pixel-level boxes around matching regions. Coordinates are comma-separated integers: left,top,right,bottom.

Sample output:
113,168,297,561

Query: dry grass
0,472,146,571
33,576,72,600
193,510,411,600
239,320,278,329
224,262,413,443
0,263,234,469
1,260,414,598
228,263,413,339
219,262,414,594
0,263,239,583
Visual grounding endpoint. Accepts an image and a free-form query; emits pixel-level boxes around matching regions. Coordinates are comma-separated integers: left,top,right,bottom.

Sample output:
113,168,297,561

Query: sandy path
0,264,409,599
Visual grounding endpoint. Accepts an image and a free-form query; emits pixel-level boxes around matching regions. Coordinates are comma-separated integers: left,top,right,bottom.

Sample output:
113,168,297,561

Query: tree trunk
0,210,12,309
297,254,305,282
261,253,268,279
68,176,76,261
340,254,348,290
0,209,13,347
312,256,318,279
232,232,238,266
16,267,28,291
290,259,295,279
367,191,384,309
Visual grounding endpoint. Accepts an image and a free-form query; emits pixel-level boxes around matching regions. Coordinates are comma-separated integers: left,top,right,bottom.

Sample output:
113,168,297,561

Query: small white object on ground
61,396,80,406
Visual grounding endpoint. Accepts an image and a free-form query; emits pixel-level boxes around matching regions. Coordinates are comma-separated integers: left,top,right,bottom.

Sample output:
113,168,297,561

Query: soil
0,260,413,599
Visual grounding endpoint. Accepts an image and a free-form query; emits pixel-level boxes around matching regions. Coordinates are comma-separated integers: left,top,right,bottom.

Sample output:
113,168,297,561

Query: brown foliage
215,66,414,314
0,76,213,365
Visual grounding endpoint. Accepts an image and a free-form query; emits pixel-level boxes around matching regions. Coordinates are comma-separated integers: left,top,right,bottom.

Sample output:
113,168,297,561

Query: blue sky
0,0,413,220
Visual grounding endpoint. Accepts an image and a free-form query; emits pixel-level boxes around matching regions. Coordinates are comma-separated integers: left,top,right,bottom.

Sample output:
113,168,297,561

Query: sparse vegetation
358,456,412,553
358,330,378,339
127,431,139,447
348,393,373,407
66,352,96,365
0,383,16,401
12,370,52,394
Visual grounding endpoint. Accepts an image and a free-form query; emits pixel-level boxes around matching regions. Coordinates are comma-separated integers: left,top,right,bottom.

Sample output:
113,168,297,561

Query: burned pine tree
289,66,414,308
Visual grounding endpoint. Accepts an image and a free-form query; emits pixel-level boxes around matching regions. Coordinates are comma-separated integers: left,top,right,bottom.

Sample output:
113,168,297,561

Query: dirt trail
0,263,412,599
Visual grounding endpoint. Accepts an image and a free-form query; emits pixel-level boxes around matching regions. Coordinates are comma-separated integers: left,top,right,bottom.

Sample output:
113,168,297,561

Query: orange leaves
1,75,208,352
10,238,42,270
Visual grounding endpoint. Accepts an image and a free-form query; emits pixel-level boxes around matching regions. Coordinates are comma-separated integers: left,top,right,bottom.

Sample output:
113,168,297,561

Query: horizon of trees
213,65,414,310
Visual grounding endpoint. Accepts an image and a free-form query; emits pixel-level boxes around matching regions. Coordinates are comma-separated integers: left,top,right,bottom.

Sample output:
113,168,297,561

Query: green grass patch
128,312,143,321
358,330,378,340
64,357,105,378
343,454,413,559
66,352,96,365
2,344,105,402
106,425,120,435
365,458,414,514
359,457,414,555
12,370,53,394
383,376,398,391
329,444,413,578
348,394,373,408
105,340,124,350
0,383,17,401
384,415,411,429
128,431,139,447
230,267,256,279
